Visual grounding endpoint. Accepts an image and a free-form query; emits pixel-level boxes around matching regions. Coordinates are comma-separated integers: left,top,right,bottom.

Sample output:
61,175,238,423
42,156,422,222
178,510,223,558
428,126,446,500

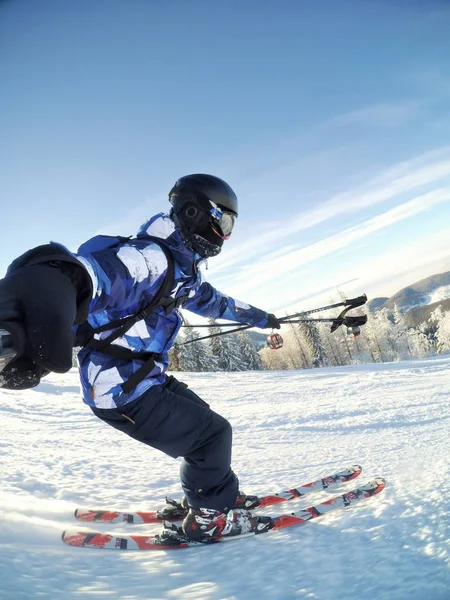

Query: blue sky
2,0,450,315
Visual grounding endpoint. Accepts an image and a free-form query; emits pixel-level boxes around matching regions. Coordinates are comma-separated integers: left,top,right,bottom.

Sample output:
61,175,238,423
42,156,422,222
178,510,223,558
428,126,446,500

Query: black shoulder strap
76,236,191,394
81,237,177,352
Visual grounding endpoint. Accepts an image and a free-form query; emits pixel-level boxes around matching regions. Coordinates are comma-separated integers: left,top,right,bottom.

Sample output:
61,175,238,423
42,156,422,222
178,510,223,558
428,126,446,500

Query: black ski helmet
168,174,238,258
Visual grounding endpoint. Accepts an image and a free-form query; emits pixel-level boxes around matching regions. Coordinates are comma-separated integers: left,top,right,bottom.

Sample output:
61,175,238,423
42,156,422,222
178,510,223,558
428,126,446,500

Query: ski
62,477,385,550
74,464,362,525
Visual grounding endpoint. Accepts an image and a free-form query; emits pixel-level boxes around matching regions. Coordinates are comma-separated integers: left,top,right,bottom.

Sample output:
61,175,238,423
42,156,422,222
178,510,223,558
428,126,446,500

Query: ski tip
351,464,363,475
62,529,77,544
343,465,362,480
61,530,85,548
370,477,386,494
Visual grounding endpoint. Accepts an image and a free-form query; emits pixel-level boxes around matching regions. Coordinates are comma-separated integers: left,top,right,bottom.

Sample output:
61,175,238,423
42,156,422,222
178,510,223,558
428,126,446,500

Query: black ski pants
91,375,239,512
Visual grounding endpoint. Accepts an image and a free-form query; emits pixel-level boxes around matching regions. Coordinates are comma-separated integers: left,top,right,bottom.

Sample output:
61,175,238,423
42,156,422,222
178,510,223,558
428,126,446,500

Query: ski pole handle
343,294,367,308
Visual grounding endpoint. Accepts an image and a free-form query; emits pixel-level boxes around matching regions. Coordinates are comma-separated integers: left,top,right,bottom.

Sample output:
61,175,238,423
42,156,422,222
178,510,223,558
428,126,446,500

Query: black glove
263,313,281,329
0,244,92,390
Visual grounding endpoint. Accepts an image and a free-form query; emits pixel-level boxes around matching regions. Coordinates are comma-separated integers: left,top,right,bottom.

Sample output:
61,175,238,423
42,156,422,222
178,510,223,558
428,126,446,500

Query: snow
1,359,449,600
429,285,450,305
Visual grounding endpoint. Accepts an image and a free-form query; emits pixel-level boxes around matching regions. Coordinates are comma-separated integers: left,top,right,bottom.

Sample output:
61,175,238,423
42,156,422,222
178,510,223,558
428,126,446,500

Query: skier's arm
0,240,169,390
0,243,92,389
182,280,278,328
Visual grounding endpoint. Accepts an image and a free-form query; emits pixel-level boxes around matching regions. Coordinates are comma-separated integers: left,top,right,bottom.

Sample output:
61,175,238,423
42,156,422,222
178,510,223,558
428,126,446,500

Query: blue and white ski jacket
74,214,270,409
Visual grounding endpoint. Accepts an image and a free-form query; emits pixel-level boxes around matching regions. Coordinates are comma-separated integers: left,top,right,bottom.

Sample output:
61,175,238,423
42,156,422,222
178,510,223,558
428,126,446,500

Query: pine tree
320,325,342,366
237,331,262,370
178,318,215,372
376,308,399,361
392,304,413,359
208,318,228,371
433,307,450,354
298,321,328,367
363,311,385,362
407,323,433,359
207,319,245,371
178,333,199,372
349,320,376,363
221,334,246,371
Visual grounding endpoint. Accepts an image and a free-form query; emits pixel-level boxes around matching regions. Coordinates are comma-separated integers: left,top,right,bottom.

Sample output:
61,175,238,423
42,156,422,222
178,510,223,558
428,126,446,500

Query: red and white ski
62,477,385,551
74,464,362,525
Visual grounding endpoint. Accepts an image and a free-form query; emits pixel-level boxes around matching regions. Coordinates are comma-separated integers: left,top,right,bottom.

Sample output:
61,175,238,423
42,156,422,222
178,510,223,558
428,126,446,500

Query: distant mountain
404,298,450,328
367,297,389,311
246,331,268,349
369,271,450,315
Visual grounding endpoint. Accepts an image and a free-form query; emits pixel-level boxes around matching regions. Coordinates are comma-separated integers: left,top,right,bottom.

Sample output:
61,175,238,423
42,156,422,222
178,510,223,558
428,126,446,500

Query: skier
0,174,280,541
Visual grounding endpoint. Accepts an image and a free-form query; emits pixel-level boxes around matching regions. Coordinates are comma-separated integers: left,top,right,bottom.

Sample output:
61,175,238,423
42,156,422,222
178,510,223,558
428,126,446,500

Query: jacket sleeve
182,280,270,328
76,240,168,314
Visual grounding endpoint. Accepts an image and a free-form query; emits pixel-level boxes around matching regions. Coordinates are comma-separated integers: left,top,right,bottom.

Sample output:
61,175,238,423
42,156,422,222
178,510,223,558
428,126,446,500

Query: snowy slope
1,360,449,600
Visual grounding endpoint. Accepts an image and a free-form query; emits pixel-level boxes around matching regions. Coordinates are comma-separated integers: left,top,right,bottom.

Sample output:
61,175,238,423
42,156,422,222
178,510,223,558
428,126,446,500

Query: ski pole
278,294,367,323
178,314,368,346
179,324,253,345
181,295,368,330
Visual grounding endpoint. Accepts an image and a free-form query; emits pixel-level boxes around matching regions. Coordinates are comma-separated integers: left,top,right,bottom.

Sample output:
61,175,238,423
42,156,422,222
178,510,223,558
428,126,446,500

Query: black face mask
170,196,227,258
190,226,224,258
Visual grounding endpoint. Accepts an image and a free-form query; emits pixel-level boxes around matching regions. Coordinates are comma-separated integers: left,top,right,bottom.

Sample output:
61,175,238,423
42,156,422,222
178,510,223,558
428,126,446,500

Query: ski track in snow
1,359,449,600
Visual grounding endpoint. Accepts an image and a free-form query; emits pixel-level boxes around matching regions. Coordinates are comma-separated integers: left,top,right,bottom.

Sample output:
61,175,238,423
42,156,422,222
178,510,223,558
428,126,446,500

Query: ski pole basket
347,326,361,337
267,332,283,350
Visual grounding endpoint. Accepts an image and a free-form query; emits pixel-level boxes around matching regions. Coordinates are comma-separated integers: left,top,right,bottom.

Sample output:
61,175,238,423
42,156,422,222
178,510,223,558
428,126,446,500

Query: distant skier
0,174,280,541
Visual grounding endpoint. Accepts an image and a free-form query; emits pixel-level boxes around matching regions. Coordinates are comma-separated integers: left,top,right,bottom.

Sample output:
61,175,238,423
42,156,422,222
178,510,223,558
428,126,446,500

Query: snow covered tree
407,324,433,359
433,307,450,354
285,321,310,368
220,334,246,371
298,321,328,368
365,309,399,362
349,321,376,364
319,324,343,366
237,331,262,370
208,318,226,369
208,319,245,371
362,311,385,362
391,304,413,359
259,344,292,370
178,318,215,371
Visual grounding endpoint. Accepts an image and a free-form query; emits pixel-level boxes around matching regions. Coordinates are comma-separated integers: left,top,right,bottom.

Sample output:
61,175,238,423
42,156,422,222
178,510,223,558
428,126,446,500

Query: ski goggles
209,203,236,239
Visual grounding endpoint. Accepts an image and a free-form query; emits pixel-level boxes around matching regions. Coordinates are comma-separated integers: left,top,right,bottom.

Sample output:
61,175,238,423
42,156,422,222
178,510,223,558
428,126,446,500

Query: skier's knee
214,414,232,444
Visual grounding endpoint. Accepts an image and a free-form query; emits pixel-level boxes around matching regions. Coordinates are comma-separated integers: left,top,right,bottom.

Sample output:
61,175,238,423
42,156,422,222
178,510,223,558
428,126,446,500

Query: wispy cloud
221,187,450,297
321,101,418,128
211,146,450,279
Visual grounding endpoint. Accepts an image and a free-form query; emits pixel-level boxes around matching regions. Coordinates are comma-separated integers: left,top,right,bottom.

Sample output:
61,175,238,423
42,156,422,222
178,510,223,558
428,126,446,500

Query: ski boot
157,491,260,522
179,507,274,542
